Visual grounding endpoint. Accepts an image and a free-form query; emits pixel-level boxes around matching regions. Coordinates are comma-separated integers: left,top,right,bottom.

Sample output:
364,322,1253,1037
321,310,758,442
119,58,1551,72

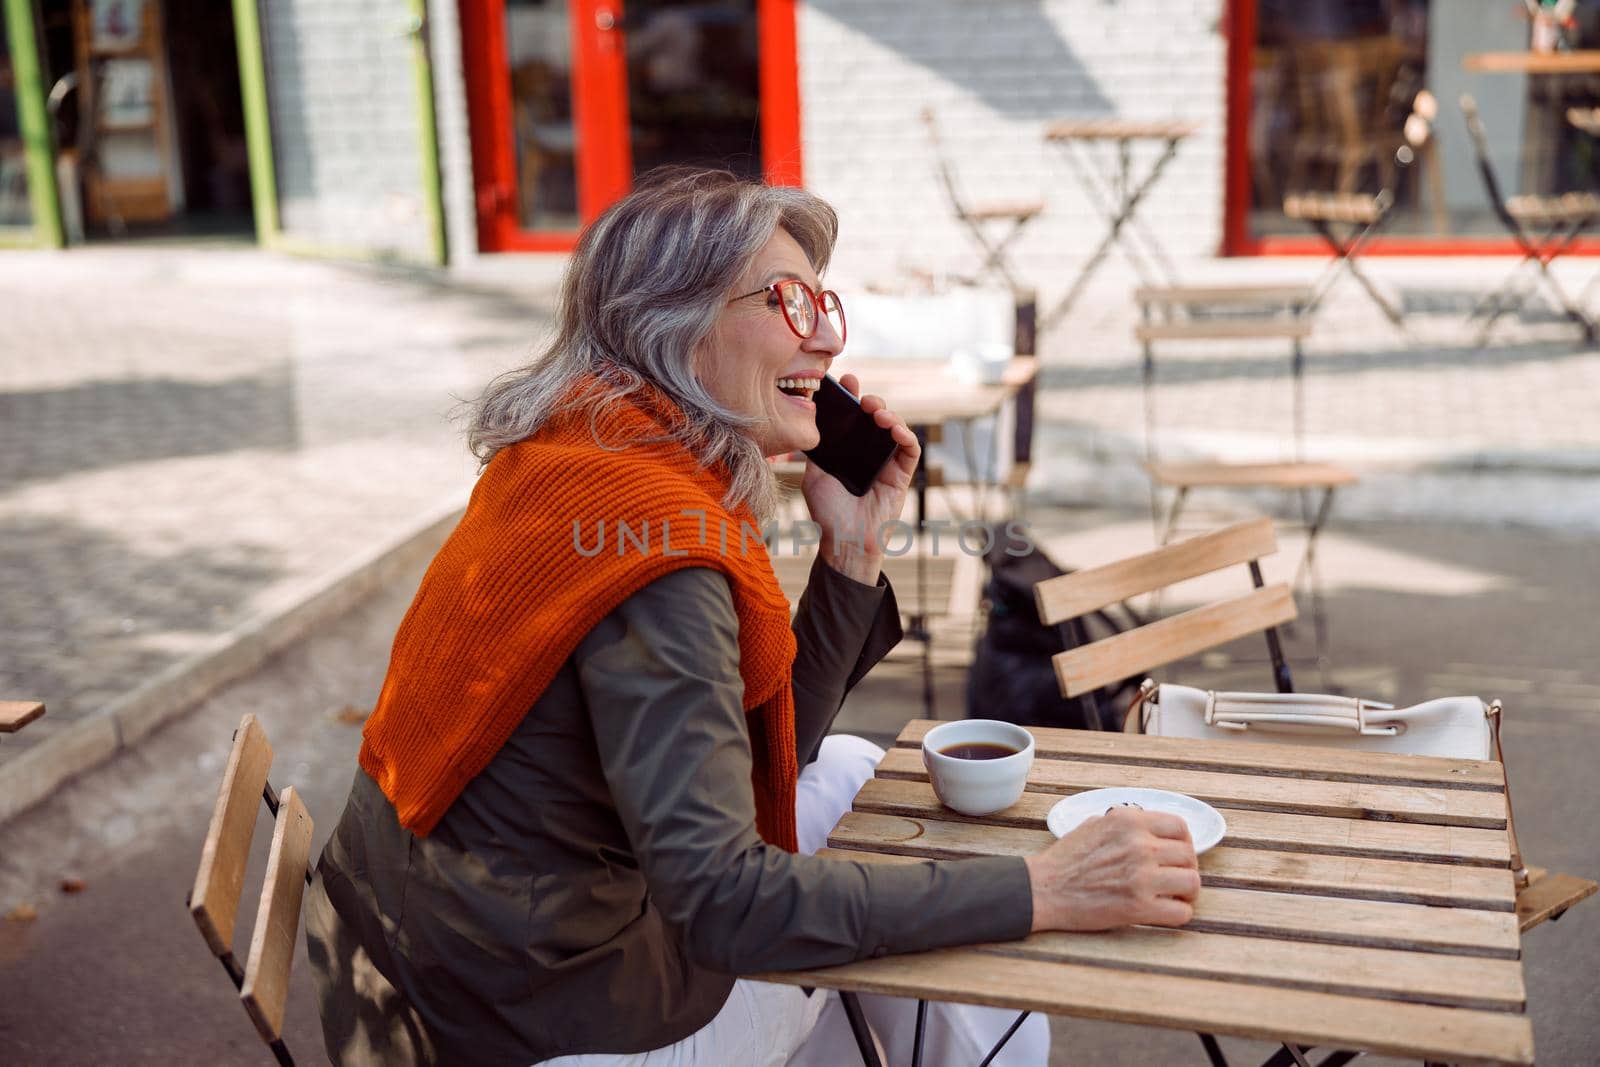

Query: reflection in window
1,13,36,228
506,0,578,232
1249,0,1600,239
626,1,761,179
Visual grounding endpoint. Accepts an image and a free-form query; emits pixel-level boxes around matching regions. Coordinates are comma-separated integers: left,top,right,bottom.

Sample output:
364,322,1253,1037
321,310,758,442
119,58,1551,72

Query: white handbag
1128,680,1526,884
1134,682,1495,760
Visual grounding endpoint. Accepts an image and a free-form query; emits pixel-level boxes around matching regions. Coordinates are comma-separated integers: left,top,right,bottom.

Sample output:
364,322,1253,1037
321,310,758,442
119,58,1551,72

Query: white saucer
1046,788,1227,854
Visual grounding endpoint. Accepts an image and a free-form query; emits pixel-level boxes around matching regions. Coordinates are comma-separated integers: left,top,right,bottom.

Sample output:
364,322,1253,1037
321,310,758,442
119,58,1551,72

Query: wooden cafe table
759,721,1535,1066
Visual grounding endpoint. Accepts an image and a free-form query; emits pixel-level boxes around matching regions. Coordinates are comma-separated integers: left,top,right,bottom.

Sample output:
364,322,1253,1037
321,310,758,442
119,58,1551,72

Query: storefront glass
1248,0,1600,239
505,0,580,232
1,7,35,228
625,0,761,179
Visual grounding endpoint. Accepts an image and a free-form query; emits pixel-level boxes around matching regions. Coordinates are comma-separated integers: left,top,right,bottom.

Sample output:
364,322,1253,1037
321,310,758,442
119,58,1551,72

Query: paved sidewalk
0,247,558,792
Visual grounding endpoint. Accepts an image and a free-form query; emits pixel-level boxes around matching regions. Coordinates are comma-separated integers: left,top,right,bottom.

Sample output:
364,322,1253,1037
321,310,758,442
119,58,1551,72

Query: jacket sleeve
576,566,1033,975
790,555,904,768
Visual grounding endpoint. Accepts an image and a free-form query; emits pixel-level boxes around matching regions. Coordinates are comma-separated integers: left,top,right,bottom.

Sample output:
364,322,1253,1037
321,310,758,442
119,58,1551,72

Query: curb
0,493,468,827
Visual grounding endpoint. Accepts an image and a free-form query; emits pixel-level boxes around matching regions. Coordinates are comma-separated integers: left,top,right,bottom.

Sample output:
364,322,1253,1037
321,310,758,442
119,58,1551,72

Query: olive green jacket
306,559,1032,1066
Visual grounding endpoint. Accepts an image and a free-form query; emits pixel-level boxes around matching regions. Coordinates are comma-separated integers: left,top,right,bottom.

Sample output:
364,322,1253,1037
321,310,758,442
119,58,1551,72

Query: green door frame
1,0,64,248
231,0,446,266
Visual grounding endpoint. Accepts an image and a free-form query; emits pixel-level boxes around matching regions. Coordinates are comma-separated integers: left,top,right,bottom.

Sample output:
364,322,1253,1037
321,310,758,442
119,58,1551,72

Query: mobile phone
803,375,901,496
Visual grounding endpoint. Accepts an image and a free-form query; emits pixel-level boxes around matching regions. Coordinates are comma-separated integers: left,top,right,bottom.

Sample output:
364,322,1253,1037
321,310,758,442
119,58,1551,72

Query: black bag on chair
966,540,1142,730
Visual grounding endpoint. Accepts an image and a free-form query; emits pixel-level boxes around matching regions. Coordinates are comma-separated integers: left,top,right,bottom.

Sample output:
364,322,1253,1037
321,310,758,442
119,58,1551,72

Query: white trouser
538,734,1049,1067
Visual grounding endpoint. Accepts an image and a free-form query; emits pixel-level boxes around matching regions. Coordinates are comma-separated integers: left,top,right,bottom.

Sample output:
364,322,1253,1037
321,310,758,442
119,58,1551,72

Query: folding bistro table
760,722,1534,1067
1042,118,1198,329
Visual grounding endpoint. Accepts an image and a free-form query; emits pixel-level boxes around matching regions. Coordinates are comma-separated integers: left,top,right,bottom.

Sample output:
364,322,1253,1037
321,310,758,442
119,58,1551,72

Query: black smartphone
803,375,900,496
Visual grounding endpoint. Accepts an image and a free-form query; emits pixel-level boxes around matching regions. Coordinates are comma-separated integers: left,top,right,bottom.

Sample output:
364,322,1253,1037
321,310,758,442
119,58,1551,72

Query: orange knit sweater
358,384,800,849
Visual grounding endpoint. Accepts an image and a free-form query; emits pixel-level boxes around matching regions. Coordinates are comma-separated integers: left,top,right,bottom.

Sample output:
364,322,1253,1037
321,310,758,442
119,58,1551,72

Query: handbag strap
1205,690,1399,736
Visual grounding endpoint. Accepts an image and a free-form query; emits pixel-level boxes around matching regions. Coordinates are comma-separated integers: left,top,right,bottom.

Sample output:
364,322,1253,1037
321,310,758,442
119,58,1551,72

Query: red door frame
1220,0,1600,256
461,0,804,253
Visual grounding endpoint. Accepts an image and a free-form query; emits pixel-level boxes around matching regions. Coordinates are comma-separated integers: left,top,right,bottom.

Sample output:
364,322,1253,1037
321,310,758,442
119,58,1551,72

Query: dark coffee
939,742,1020,760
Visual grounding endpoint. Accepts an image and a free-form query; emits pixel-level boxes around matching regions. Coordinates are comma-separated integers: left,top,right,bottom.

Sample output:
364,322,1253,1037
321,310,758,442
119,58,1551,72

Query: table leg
1044,136,1185,330
911,425,935,719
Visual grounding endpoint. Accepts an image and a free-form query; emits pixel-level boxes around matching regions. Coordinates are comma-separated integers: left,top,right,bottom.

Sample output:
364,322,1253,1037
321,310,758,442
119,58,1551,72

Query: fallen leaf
5,903,38,923
330,705,370,725
59,877,87,894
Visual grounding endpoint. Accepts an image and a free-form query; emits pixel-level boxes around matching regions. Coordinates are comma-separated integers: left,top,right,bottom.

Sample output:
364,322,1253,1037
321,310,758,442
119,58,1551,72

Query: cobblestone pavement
0,247,559,761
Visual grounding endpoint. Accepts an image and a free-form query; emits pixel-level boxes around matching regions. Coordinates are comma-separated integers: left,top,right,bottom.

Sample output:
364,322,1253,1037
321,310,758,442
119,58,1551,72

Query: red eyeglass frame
729,279,847,345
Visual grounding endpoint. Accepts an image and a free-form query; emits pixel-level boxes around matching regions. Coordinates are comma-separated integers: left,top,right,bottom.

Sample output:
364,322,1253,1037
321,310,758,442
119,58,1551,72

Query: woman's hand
1023,807,1201,931
800,373,921,585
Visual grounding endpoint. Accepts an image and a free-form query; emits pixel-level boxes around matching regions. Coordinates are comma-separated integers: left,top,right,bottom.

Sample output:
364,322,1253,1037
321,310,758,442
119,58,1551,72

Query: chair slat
240,786,314,1044
1135,285,1314,307
0,700,46,733
1517,867,1598,932
189,714,273,957
1134,320,1312,342
1145,461,1358,490
1035,518,1277,624
1050,584,1297,695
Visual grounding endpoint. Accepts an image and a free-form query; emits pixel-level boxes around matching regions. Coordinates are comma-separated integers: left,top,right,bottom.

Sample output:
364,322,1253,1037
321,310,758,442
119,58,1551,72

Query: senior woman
304,168,1200,1067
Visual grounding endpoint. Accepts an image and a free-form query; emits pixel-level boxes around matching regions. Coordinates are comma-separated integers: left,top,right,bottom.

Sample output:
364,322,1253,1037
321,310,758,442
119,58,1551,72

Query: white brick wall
262,0,434,260
799,1,1227,288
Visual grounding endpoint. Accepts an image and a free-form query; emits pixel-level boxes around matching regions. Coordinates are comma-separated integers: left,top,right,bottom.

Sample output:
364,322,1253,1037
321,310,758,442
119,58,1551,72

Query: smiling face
698,227,843,456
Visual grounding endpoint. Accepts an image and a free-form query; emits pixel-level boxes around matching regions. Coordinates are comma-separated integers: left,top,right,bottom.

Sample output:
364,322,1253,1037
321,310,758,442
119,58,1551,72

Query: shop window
1247,0,1600,240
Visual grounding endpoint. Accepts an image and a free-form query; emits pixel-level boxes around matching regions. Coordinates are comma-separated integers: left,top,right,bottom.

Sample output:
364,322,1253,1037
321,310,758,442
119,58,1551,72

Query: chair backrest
189,714,314,1066
919,106,968,220
1458,93,1520,234
1133,292,1312,468
1033,517,1298,705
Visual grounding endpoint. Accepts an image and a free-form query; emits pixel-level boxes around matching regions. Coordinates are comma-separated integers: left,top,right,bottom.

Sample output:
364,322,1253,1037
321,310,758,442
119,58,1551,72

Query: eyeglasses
729,279,847,346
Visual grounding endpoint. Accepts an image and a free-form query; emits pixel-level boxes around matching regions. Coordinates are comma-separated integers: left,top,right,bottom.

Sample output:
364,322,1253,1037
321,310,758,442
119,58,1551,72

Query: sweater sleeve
576,566,1034,975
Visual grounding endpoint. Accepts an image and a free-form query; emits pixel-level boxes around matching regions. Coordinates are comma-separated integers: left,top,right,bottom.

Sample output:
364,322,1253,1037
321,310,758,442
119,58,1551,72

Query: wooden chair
1283,89,1439,328
1033,517,1300,730
921,107,1043,293
1,700,46,736
188,714,315,1067
1134,286,1353,675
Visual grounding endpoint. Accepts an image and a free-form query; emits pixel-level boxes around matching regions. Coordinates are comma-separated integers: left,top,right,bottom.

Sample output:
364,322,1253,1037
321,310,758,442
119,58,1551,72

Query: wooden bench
189,714,315,1067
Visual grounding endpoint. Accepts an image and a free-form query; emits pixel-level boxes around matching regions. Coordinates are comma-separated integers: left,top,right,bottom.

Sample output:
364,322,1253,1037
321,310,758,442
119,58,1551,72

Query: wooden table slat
757,950,1534,1066
980,926,1524,1012
815,851,1522,959
876,748,1508,827
831,811,1515,911
850,777,1511,867
895,720,1505,790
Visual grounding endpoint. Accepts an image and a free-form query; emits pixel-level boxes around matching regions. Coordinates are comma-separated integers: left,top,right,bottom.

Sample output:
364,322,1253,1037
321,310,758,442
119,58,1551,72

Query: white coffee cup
921,719,1036,816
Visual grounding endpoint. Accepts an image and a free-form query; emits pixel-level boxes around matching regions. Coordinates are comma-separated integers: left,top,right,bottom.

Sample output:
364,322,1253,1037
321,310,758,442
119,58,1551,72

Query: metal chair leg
976,1010,1032,1067
838,991,884,1067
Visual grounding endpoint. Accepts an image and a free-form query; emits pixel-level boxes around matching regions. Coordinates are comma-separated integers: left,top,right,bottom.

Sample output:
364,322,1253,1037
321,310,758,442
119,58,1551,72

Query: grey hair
467,167,839,521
